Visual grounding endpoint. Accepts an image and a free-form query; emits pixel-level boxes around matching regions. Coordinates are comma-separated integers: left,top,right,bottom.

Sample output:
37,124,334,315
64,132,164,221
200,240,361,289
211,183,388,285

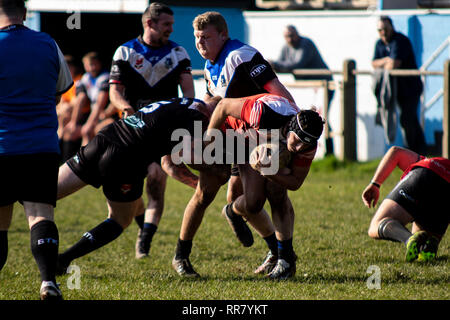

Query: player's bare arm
161,155,198,189
206,97,246,135
261,163,310,191
109,83,135,117
362,146,420,208
179,72,195,98
263,78,295,103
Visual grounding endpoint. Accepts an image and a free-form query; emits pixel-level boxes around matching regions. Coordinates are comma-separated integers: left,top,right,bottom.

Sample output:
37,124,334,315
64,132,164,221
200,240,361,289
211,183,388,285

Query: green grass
0,156,448,300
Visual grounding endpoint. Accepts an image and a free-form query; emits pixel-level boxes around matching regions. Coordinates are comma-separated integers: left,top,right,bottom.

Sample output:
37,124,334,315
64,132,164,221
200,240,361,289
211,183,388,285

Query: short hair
82,52,101,63
0,0,26,17
193,11,228,35
379,15,393,27
285,25,299,35
142,2,173,25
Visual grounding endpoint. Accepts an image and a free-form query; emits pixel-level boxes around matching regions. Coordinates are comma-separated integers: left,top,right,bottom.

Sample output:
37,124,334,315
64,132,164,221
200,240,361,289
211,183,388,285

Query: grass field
0,156,448,301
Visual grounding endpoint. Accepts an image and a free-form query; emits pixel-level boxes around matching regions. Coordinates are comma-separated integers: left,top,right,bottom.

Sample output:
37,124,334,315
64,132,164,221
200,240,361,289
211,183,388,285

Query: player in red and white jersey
205,93,324,279
362,146,450,262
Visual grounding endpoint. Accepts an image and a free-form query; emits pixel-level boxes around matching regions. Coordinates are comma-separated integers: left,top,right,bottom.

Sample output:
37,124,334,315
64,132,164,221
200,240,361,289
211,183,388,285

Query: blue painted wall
389,14,450,147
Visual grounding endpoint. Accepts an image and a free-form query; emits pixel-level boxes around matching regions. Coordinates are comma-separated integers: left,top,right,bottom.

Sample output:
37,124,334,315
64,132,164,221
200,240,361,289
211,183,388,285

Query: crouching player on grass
362,146,449,262
205,93,324,279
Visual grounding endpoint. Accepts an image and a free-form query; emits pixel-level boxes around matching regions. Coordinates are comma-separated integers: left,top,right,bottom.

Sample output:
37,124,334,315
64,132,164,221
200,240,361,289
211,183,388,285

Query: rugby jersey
204,39,277,98
224,94,317,168
109,36,192,111
76,71,110,104
99,98,209,161
402,156,450,183
0,25,73,155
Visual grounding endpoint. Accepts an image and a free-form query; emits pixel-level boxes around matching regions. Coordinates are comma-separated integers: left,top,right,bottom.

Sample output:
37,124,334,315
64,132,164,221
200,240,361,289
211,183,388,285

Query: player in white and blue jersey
108,3,195,260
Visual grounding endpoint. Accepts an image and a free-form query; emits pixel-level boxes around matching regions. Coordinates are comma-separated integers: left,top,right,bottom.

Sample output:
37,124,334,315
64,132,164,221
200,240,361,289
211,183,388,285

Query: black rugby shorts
386,167,449,235
66,134,150,202
0,153,60,207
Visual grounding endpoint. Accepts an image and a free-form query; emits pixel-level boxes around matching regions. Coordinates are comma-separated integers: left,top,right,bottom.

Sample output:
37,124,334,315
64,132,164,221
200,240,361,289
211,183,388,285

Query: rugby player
205,94,324,279
0,0,73,300
362,146,449,262
55,97,221,275
172,11,296,278
109,3,195,259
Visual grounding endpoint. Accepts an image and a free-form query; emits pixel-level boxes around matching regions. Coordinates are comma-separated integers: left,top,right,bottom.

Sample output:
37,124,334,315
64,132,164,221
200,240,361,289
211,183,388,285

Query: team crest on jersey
220,74,226,87
120,184,132,194
165,58,173,69
135,58,144,69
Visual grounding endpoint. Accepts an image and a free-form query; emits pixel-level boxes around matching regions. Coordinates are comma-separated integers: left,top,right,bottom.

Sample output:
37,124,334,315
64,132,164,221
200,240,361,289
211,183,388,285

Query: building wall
26,4,450,160
244,9,450,160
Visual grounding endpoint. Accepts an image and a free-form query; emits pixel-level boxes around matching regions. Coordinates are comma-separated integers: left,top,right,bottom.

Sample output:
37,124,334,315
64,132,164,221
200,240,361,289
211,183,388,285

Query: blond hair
193,11,228,36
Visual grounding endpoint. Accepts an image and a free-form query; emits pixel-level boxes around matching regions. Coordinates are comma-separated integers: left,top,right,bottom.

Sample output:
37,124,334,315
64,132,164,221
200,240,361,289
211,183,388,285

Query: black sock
175,238,192,260
278,238,295,262
378,218,412,244
226,201,238,218
30,220,59,283
263,233,278,256
59,218,123,265
0,231,7,271
134,213,145,230
141,223,157,241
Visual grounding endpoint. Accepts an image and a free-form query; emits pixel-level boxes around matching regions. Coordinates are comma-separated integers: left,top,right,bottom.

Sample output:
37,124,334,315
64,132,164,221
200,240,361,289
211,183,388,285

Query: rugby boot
222,204,254,247
254,251,277,275
40,281,63,300
172,256,200,278
418,235,439,262
267,254,297,280
405,231,429,262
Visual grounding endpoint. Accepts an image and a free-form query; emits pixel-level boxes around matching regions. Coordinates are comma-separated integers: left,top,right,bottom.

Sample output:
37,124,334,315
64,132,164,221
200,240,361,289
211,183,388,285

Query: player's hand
122,106,135,118
362,184,380,208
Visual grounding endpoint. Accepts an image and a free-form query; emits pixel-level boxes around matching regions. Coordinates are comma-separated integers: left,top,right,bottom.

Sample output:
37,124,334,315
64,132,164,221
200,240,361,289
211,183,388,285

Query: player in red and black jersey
362,146,450,262
205,94,324,279
55,97,222,275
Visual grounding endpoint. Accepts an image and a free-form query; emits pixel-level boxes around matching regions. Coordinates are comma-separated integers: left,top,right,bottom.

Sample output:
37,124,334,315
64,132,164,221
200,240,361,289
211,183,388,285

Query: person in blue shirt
372,16,426,155
0,0,72,300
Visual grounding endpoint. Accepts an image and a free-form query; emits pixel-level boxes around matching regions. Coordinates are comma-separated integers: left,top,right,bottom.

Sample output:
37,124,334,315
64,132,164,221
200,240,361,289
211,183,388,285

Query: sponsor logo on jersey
250,64,267,78
135,58,144,69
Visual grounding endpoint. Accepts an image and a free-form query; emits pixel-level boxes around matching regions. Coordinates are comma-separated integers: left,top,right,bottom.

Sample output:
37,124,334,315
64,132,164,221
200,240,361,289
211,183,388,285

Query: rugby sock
175,238,192,260
263,233,278,256
134,213,145,230
141,223,157,241
0,231,7,271
378,218,412,245
59,218,123,265
30,220,59,283
138,223,158,253
278,238,296,263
